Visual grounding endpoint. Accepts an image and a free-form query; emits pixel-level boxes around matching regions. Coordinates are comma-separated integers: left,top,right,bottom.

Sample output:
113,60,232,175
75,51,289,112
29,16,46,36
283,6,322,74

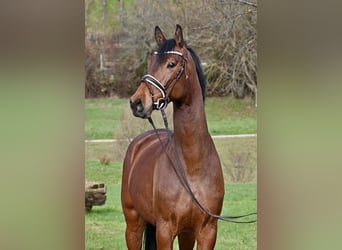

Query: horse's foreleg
196,221,218,250
123,207,146,250
155,221,175,250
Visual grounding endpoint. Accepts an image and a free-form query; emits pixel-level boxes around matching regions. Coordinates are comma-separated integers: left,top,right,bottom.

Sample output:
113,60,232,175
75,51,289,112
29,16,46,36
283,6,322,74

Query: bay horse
121,24,224,250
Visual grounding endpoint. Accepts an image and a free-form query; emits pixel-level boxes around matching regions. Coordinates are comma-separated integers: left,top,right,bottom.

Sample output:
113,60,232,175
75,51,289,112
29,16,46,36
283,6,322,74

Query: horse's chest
155,172,216,210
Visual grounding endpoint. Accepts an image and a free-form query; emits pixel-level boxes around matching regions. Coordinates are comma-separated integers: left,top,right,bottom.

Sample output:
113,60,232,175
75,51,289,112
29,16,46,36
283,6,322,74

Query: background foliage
85,0,257,99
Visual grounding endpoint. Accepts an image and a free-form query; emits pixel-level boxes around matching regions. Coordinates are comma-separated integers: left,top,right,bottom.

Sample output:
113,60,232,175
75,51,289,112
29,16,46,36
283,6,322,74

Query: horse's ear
155,26,166,46
174,24,184,47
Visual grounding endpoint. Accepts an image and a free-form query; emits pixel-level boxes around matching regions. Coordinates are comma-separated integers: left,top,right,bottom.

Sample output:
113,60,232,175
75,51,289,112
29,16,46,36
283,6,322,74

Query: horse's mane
156,39,206,101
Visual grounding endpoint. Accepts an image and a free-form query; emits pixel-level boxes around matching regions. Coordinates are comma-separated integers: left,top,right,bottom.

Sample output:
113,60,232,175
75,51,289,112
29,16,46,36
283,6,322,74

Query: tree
85,0,257,99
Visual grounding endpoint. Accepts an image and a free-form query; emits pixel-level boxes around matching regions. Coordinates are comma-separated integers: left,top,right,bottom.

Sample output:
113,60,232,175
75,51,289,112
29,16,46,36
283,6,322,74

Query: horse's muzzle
130,98,151,119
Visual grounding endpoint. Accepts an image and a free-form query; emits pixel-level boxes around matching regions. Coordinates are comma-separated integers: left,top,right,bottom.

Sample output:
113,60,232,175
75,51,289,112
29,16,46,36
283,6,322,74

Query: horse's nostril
136,100,143,112
130,98,144,113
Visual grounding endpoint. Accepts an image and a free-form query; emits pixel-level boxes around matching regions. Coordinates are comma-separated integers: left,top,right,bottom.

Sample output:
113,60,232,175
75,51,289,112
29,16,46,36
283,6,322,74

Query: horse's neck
172,76,212,170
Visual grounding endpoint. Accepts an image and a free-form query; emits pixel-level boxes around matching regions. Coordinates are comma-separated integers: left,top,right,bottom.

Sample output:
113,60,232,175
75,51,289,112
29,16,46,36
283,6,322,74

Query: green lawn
85,161,256,249
85,98,128,139
205,97,257,135
85,97,257,139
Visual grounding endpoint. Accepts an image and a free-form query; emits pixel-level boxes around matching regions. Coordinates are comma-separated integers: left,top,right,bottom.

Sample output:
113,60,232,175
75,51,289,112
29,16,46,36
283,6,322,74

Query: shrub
85,0,257,99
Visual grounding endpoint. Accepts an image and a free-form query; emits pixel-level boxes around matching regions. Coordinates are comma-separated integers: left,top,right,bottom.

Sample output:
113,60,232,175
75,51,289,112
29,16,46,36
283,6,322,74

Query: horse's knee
125,223,145,250
123,208,145,250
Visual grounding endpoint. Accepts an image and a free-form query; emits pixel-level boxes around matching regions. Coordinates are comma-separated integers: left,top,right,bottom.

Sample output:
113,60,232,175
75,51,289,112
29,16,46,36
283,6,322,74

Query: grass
85,97,256,140
85,161,126,249
85,96,257,249
205,97,257,135
85,161,256,249
85,98,128,139
86,137,257,183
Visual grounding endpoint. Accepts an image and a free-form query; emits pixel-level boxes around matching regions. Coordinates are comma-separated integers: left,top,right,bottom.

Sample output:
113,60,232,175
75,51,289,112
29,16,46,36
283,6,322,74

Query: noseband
141,50,187,110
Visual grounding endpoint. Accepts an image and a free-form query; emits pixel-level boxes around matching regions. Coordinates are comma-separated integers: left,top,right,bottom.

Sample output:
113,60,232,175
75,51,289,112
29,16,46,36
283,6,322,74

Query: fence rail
85,134,257,143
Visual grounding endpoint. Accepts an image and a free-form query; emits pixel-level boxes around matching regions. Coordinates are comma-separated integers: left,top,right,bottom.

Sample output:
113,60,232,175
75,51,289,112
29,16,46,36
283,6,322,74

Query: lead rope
148,111,257,224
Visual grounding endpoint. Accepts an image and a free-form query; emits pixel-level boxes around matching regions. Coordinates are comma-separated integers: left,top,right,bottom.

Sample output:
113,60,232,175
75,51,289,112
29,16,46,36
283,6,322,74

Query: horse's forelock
156,39,176,62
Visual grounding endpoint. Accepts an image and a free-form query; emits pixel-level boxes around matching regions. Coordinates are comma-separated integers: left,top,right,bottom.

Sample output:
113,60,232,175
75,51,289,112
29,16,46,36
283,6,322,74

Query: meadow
85,97,257,249
85,97,257,139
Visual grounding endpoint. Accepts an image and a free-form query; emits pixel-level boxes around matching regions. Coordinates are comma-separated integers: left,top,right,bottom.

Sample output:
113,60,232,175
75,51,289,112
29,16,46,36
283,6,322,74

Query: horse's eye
167,62,176,68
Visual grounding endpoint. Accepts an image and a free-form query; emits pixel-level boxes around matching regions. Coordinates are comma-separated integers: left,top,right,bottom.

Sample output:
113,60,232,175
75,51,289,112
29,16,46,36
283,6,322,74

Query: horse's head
130,24,188,118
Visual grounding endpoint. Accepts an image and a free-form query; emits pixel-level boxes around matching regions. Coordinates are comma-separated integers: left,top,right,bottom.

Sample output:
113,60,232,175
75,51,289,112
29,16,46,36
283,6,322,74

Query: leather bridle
141,50,187,110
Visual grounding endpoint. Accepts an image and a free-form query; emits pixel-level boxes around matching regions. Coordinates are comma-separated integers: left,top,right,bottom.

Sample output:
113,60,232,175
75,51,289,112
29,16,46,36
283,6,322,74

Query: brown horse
121,24,224,250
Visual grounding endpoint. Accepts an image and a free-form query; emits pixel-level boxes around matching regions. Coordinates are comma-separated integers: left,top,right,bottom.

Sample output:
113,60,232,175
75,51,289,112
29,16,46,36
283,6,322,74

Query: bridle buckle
155,98,167,110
